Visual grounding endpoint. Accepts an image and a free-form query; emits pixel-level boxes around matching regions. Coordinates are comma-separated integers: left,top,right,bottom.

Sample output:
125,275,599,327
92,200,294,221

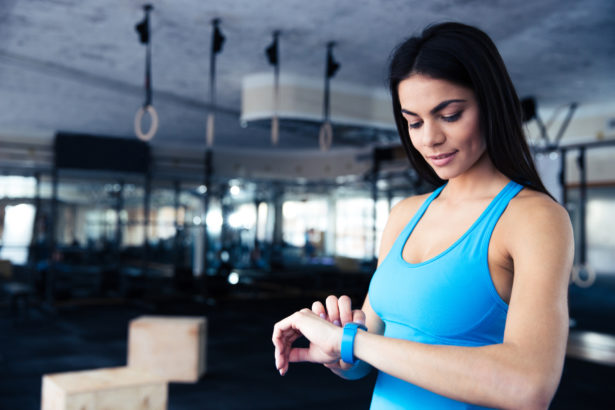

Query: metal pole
554,103,578,147
115,181,124,269
272,183,284,247
145,27,152,106
142,171,151,277
559,148,567,206
254,199,261,248
371,149,379,262
272,33,280,146
202,150,212,277
31,172,41,267
206,19,224,147
174,180,181,265
323,44,332,121
577,148,587,265
209,20,221,113
47,166,58,305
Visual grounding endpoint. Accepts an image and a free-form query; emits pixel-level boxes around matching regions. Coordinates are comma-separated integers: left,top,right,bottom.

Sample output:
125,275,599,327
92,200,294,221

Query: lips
428,150,458,166
429,152,456,160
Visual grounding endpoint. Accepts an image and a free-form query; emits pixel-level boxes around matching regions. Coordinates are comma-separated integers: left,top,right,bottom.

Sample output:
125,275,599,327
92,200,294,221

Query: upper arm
503,196,574,383
361,294,384,335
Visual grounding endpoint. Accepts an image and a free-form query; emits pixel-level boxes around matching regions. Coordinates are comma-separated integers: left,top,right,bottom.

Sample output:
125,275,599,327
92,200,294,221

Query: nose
420,120,445,148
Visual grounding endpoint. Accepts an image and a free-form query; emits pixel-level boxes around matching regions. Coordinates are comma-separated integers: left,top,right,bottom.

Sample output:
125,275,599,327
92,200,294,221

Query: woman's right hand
312,295,366,372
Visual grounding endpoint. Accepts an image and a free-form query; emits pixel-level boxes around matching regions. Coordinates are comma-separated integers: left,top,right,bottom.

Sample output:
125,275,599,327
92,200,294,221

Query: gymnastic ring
134,104,159,141
319,121,333,151
572,263,596,288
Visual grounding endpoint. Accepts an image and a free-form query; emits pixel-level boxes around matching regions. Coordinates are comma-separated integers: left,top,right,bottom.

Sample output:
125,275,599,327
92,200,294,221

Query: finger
282,346,314,375
338,295,353,325
290,345,337,365
325,295,341,326
274,329,302,372
352,309,366,326
272,319,291,351
272,311,303,341
275,329,301,357
289,347,312,363
272,316,303,368
273,332,287,370
312,301,327,319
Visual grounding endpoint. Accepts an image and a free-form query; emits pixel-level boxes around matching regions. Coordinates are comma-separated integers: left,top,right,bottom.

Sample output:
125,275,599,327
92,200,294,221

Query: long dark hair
388,22,550,196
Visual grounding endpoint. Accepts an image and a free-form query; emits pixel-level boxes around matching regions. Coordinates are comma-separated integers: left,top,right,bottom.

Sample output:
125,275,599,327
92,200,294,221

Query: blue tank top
368,180,523,409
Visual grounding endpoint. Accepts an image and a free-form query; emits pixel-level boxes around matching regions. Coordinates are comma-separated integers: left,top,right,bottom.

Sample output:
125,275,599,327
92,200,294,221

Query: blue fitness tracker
341,322,367,364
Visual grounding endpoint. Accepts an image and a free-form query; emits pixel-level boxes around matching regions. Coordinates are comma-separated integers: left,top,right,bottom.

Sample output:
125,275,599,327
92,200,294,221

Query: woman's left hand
311,295,367,373
272,308,343,375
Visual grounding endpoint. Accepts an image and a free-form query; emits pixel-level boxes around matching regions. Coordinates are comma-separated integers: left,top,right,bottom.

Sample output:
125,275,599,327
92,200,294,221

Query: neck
439,152,509,201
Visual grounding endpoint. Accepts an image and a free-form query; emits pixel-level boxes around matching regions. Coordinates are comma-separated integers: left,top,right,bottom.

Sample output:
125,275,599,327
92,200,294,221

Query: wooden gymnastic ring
572,263,596,288
134,104,159,141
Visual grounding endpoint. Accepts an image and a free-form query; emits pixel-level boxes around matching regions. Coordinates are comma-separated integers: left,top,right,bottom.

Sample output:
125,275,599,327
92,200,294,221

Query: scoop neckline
398,181,515,268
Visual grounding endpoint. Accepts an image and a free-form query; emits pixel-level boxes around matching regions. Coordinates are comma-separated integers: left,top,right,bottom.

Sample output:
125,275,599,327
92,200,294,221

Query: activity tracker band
341,322,367,364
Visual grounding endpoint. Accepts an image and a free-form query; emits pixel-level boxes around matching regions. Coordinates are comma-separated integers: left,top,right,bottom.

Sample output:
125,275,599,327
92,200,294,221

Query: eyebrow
401,99,467,116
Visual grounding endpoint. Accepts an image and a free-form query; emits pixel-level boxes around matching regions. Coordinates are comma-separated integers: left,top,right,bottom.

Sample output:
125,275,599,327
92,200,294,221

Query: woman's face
398,74,486,181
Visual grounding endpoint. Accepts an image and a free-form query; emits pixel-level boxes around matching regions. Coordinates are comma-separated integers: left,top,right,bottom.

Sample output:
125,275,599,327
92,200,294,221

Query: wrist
341,322,368,364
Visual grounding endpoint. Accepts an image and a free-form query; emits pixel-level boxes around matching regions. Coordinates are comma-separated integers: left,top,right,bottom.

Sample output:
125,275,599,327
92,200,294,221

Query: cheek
460,114,483,150
467,134,485,155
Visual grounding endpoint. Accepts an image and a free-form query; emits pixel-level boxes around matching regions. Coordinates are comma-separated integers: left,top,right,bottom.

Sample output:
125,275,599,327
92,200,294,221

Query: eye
442,112,462,122
408,121,422,129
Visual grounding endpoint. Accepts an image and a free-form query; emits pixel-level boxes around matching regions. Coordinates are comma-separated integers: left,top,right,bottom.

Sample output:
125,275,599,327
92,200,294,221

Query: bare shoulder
503,188,574,254
507,189,571,230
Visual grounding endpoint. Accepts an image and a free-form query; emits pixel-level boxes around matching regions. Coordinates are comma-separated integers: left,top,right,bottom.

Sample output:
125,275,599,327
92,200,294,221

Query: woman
272,22,573,410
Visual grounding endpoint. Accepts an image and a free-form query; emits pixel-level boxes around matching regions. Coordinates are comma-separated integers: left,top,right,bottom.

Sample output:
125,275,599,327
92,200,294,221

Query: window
282,199,328,247
0,204,35,265
0,176,36,198
335,197,389,259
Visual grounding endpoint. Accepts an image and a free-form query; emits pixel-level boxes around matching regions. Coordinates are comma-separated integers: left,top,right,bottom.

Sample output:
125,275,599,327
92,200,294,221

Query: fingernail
279,369,284,376
333,320,341,326
319,313,326,319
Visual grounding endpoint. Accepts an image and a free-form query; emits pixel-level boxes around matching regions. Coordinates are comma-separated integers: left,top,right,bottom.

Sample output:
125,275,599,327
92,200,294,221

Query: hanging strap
265,31,280,146
206,19,225,148
134,4,158,141
319,42,340,151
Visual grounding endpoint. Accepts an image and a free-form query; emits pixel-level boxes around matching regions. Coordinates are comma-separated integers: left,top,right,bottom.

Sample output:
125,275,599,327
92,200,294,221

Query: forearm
353,331,556,410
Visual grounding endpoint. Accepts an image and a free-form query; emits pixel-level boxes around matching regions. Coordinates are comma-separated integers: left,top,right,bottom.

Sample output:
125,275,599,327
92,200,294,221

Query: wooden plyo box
41,366,167,410
128,316,207,383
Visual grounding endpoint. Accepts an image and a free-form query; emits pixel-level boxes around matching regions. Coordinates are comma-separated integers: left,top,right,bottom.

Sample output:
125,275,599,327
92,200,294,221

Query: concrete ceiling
0,0,614,151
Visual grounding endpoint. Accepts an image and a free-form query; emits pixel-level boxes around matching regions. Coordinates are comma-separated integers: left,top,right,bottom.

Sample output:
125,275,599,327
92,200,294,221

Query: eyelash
408,111,462,129
443,112,462,122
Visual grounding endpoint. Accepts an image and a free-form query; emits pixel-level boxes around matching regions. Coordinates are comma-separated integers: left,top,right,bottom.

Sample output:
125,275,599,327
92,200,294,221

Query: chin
432,169,458,181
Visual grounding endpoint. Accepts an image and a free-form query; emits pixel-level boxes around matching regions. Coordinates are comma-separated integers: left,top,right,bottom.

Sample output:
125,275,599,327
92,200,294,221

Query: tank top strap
472,180,524,247
391,184,446,252
408,184,446,231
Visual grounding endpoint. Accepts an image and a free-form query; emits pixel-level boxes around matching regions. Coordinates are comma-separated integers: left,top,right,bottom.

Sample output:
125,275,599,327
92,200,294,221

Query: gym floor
1,288,614,409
